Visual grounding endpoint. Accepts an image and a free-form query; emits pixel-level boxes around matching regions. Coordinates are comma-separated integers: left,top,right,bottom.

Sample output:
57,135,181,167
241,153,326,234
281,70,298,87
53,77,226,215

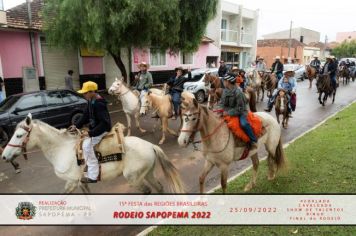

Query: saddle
76,122,126,166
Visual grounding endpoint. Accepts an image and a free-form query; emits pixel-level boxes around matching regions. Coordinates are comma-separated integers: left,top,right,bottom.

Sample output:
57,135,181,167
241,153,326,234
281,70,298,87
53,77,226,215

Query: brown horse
316,74,336,106
275,90,289,129
204,74,257,112
263,72,278,98
338,66,350,85
305,65,317,88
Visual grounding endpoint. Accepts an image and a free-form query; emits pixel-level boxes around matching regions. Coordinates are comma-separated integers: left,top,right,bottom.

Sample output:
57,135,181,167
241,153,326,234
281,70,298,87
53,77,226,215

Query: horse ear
26,113,32,125
147,90,152,95
193,98,199,108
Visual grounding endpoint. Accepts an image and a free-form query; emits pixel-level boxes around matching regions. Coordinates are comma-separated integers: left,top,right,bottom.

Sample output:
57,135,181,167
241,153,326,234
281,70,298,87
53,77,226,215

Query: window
221,19,227,29
17,94,44,111
60,91,79,103
44,91,64,106
150,48,166,66
180,52,193,65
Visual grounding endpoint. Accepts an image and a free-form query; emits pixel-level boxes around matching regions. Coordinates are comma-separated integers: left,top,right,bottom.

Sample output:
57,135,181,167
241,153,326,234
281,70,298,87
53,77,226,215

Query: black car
0,89,87,145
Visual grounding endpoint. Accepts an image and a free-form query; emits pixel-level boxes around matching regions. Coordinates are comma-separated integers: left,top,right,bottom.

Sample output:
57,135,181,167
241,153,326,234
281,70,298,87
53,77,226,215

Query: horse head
178,92,201,147
108,77,126,96
139,91,151,116
2,113,34,162
204,72,212,86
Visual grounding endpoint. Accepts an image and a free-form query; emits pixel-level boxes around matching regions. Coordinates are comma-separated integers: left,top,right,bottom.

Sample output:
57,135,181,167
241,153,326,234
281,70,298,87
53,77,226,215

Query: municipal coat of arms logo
15,202,36,220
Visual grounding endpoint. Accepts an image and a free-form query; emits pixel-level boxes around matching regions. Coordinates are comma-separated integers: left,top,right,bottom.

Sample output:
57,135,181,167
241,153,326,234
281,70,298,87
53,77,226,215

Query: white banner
1,195,354,225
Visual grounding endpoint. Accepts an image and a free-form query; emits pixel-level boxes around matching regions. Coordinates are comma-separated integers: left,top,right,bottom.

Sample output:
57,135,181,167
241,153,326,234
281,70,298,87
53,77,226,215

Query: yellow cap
77,81,98,94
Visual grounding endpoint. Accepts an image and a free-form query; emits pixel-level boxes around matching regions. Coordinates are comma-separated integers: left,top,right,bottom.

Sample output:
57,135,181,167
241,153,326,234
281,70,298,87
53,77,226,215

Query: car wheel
195,90,205,103
71,113,83,125
0,128,9,147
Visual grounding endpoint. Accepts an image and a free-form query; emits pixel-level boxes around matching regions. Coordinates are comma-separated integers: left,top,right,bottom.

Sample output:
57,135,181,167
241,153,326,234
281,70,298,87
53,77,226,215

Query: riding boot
80,177,97,183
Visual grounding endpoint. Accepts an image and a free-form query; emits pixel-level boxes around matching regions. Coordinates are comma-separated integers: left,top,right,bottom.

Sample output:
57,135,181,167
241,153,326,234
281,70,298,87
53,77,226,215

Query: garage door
41,44,80,90
104,49,130,88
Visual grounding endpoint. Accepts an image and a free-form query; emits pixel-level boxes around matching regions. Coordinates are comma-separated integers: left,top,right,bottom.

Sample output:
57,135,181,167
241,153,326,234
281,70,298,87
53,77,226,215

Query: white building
206,0,259,69
263,27,320,45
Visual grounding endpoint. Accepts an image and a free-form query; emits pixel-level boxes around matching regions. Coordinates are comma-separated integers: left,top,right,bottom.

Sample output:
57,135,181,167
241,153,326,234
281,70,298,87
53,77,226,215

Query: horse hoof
15,169,21,174
159,140,164,145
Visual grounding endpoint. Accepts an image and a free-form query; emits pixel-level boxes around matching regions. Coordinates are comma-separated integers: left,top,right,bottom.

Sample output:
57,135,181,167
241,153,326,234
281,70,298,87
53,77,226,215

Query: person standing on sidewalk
65,70,74,90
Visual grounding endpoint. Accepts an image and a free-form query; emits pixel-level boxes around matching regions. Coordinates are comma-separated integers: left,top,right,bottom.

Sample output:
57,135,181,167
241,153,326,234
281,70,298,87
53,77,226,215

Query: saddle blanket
76,122,125,166
224,112,263,143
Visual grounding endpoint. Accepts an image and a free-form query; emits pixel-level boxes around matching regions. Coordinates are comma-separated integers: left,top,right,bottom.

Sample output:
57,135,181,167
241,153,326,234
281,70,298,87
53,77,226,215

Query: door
43,90,68,127
41,44,80,90
8,93,47,132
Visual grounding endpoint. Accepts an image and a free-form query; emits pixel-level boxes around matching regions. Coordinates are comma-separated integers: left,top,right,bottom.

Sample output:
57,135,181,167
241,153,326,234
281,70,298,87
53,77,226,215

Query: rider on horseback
256,57,267,77
219,73,258,152
264,70,297,114
321,56,337,89
69,81,112,183
310,55,321,73
134,62,153,98
271,56,284,81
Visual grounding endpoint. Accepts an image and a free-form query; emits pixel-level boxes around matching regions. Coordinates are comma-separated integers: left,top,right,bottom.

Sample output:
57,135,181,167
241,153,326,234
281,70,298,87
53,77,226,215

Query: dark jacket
75,95,112,137
322,61,337,78
218,65,228,77
167,72,192,93
271,61,284,73
219,87,248,116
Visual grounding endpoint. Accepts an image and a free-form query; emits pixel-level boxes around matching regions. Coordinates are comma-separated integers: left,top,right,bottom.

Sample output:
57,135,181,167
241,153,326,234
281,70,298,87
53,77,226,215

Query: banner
2,195,353,225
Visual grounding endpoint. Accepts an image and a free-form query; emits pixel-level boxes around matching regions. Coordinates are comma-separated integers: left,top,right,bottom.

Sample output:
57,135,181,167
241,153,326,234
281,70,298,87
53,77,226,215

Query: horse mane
32,120,77,139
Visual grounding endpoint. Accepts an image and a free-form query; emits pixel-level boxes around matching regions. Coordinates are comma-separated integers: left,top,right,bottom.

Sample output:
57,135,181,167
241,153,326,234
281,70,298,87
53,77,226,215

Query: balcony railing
221,29,238,43
240,33,253,45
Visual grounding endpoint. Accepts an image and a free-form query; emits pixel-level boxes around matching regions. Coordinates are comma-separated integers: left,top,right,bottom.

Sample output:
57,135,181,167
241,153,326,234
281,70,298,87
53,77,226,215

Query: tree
332,40,356,58
42,0,218,83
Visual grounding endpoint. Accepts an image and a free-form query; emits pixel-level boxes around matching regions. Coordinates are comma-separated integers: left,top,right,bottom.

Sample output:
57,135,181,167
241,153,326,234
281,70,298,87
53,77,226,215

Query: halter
180,107,227,152
6,125,32,160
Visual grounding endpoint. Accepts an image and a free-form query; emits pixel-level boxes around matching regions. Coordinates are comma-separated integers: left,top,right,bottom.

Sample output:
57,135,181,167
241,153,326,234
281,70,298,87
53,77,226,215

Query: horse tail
247,88,257,112
274,137,287,171
153,145,186,193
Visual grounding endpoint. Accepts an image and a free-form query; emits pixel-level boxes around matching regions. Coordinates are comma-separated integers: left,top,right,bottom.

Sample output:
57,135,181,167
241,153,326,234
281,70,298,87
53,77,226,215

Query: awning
221,46,242,53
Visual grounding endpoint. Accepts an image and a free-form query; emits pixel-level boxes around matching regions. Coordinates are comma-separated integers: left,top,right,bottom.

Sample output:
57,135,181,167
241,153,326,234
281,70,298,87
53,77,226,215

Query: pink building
336,32,356,43
131,37,220,84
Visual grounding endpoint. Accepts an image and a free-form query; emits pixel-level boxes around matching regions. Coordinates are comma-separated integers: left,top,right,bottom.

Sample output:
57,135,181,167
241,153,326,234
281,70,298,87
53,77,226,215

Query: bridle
180,107,228,152
6,125,32,160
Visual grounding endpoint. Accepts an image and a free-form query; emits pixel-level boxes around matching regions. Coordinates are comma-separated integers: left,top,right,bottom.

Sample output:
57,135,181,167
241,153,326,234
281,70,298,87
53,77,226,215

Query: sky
4,0,356,42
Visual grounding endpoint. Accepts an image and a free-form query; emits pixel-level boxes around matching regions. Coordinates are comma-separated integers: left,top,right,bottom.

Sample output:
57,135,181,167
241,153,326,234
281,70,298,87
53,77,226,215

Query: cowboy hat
275,56,281,60
174,66,184,72
258,57,264,60
284,69,295,75
231,66,239,71
77,81,98,94
313,55,319,58
138,61,150,69
330,55,336,59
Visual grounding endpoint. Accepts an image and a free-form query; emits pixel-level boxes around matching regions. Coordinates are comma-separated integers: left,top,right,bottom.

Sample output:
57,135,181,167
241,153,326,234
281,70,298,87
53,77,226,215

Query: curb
137,100,356,236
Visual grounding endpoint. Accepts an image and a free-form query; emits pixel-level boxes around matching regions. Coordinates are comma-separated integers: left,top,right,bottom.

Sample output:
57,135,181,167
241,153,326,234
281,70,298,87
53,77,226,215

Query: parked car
0,89,87,146
283,64,306,80
183,68,219,103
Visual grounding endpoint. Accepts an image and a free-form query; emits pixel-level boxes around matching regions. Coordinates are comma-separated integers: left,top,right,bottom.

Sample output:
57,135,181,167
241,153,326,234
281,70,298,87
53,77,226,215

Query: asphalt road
0,79,356,235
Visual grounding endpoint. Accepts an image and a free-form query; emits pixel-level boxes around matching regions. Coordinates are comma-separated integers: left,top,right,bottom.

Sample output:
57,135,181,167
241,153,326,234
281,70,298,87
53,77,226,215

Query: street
0,79,356,235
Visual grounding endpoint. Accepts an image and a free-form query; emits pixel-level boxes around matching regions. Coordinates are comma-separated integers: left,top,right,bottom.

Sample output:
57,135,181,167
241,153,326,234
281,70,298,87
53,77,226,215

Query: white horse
1,114,185,194
178,92,286,193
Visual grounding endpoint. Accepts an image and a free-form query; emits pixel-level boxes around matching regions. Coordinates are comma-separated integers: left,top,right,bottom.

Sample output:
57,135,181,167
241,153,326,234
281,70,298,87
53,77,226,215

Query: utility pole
323,35,328,58
288,21,293,63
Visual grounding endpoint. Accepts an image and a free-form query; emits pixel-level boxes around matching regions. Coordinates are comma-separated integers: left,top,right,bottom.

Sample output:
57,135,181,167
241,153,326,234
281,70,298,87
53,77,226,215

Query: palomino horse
204,74,257,112
263,72,278,98
248,70,265,102
316,74,336,106
178,92,286,193
274,90,289,129
305,65,317,88
140,90,177,145
338,66,350,85
1,114,185,194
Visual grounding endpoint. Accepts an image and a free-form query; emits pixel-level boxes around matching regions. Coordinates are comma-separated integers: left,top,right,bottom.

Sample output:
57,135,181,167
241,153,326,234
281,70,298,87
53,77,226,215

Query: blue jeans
239,114,257,144
331,75,337,88
0,91,3,103
170,90,181,115
276,72,283,81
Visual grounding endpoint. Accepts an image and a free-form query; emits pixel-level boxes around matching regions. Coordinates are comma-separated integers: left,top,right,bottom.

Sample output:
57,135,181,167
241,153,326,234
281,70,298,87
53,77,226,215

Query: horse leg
267,153,277,181
220,165,229,194
199,161,214,193
159,117,168,145
125,113,132,136
63,181,78,194
261,86,265,101
125,172,152,194
134,111,146,133
79,183,91,194
332,91,336,104
275,111,280,124
309,78,312,89
10,160,21,174
318,92,322,105
145,168,163,193
244,153,259,192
